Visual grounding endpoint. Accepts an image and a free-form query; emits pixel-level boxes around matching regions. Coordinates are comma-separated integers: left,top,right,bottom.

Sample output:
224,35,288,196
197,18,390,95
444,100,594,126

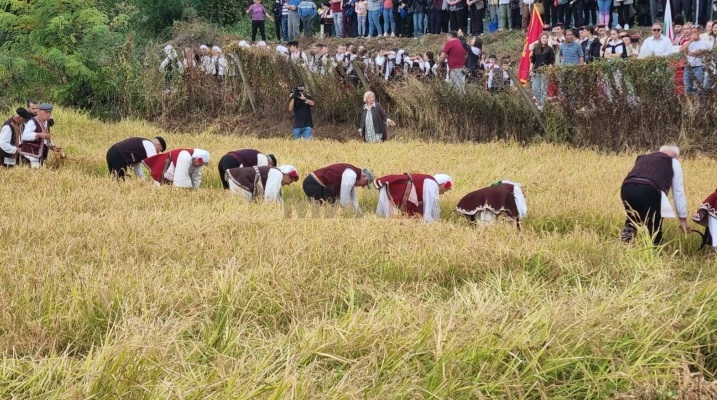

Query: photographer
288,84,316,140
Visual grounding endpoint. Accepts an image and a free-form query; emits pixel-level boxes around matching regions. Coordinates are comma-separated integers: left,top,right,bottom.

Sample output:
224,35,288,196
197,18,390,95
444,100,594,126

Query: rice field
1,108,717,399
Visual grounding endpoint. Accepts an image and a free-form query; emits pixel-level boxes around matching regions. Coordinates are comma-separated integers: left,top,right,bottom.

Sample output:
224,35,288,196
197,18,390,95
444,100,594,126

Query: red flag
518,6,545,85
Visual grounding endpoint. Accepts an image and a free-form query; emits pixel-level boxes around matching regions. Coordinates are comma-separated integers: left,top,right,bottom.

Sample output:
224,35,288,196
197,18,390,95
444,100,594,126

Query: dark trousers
431,10,449,33
510,7,521,28
671,0,691,21
621,183,664,245
470,5,485,34
557,3,570,25
218,154,241,189
274,17,282,40
106,146,128,180
617,3,630,26
449,8,468,31
252,20,267,41
302,175,334,202
583,0,597,24
543,0,558,25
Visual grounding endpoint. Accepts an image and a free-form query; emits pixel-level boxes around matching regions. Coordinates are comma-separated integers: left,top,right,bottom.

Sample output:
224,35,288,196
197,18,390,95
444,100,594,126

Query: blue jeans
413,12,424,36
368,10,382,36
358,15,367,35
684,65,705,94
293,127,313,139
281,16,289,41
383,8,395,34
333,13,344,37
531,73,547,106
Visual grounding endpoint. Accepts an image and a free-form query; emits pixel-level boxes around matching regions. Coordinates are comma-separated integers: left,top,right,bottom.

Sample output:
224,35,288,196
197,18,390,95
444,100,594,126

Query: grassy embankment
1,108,717,398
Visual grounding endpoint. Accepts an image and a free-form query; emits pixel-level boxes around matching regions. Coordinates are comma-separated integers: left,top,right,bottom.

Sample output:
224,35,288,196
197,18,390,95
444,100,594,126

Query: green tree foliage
0,0,131,112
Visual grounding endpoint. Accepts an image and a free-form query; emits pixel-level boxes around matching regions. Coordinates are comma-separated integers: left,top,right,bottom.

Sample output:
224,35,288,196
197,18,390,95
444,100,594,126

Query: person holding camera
288,84,315,140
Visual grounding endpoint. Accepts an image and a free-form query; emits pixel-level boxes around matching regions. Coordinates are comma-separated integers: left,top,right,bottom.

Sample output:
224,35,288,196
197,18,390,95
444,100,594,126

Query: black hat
268,153,277,166
16,107,33,120
674,15,684,26
553,23,564,28
155,136,167,152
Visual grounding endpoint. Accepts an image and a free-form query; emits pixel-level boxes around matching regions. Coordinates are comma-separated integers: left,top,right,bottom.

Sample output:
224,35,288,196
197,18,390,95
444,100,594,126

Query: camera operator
288,84,316,140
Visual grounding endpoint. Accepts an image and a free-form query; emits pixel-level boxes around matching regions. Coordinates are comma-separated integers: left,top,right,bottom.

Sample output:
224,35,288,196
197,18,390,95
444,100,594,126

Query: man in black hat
0,108,33,167
218,149,277,189
106,136,168,180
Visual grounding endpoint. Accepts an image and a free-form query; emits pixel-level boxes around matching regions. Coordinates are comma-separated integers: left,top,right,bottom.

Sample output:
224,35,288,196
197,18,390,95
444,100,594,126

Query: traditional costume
0,108,33,167
620,150,687,244
455,180,527,228
142,148,210,188
692,190,717,251
374,173,453,222
302,163,373,212
20,103,55,168
226,165,299,203
218,149,276,189
106,136,166,180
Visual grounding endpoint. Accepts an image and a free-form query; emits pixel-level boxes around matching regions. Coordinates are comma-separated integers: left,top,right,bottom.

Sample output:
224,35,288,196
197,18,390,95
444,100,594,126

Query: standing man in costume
620,145,690,244
142,148,210,189
20,103,59,168
218,149,277,189
374,173,453,222
303,163,374,213
106,136,167,180
455,180,527,229
226,165,299,203
0,108,34,167
26,100,38,116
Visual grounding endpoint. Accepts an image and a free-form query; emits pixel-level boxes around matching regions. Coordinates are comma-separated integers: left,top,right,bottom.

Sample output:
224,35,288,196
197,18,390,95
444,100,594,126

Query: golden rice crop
0,108,716,399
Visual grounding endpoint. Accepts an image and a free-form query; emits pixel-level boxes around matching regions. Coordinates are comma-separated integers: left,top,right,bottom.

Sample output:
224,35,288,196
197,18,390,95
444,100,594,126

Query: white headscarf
163,44,176,58
192,149,210,164
501,180,528,219
256,41,267,47
433,174,453,188
276,45,289,55
199,44,209,51
278,165,298,175
239,40,251,48
212,45,222,53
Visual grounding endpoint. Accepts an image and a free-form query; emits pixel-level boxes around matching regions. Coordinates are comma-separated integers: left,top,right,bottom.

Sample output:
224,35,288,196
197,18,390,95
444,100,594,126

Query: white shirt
671,158,688,218
131,140,157,178
201,55,213,73
422,179,441,222
160,57,184,73
638,36,674,58
339,168,361,212
0,123,18,165
164,150,203,189
21,119,49,163
686,39,711,67
263,168,284,203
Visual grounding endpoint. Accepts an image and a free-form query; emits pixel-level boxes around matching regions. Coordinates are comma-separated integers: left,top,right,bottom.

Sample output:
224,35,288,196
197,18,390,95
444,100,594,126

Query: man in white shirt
681,26,711,99
0,108,33,167
226,165,299,203
374,173,453,222
142,148,210,189
302,163,373,213
20,103,59,168
106,136,167,180
620,145,690,245
638,23,674,58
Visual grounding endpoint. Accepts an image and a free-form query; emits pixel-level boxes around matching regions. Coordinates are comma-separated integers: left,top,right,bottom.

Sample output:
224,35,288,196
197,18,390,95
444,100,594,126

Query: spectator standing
438,31,468,92
358,91,396,142
583,0,596,25
383,0,397,35
247,0,274,42
448,0,468,32
368,0,384,35
613,0,631,29
468,0,486,34
509,0,520,29
596,0,610,26
433,0,450,33
638,24,672,57
522,0,534,29
410,0,427,36
498,0,510,30
299,0,318,36
331,0,345,37
287,0,301,40
681,26,711,105
581,25,602,62
321,2,335,36
272,0,286,41
356,0,368,35
530,33,556,108
288,84,316,140
559,28,585,64
603,29,627,59
281,0,291,40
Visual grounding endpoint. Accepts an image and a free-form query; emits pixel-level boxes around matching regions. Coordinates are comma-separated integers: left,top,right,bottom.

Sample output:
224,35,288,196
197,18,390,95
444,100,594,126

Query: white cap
256,41,267,47
433,174,453,188
239,40,251,48
278,165,300,181
212,45,222,53
192,149,210,164
276,45,288,54
200,44,209,51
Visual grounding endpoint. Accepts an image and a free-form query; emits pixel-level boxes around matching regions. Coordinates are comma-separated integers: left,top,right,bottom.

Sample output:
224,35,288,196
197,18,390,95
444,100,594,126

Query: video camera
290,87,305,99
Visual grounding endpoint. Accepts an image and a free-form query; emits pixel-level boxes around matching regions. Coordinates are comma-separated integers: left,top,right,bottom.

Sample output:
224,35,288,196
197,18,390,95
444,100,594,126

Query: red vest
142,148,193,183
375,173,435,216
311,163,362,197
19,117,49,159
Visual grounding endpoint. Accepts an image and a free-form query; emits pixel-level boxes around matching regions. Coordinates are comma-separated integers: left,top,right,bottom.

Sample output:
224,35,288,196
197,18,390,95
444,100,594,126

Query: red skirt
692,190,717,228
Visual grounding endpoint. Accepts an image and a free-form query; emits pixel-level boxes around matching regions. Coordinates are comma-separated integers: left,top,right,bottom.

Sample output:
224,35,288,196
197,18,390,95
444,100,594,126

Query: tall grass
0,108,716,398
